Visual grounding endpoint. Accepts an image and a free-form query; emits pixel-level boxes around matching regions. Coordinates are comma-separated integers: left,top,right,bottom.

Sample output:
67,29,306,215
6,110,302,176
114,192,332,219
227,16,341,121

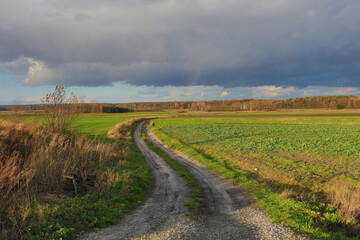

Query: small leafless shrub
41,85,79,133
12,97,21,119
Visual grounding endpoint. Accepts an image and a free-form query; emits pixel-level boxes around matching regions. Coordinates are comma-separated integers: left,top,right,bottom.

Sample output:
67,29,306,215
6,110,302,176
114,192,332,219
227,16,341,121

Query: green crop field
151,115,360,239
155,122,360,187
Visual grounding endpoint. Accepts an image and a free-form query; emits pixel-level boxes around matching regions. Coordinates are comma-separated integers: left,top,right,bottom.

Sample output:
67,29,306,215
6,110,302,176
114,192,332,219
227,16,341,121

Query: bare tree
12,97,21,118
41,85,79,133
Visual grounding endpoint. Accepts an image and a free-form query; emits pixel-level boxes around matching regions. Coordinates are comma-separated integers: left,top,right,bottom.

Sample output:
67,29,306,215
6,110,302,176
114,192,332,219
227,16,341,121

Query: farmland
151,115,360,239
156,123,360,186
2,110,360,239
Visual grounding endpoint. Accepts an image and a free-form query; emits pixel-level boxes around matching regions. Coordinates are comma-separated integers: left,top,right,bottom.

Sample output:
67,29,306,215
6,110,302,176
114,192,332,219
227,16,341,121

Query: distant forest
0,103,132,113
117,95,360,112
2,96,360,113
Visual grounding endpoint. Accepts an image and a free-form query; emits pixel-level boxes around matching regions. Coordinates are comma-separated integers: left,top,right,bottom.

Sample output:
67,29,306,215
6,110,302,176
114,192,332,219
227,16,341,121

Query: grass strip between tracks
141,126,206,218
150,121,358,240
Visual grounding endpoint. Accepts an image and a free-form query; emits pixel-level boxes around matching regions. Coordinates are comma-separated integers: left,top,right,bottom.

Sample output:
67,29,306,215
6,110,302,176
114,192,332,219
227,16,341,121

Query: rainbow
187,50,206,101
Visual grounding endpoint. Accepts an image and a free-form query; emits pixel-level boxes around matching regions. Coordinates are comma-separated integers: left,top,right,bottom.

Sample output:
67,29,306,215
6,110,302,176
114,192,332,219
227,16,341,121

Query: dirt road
85,121,305,239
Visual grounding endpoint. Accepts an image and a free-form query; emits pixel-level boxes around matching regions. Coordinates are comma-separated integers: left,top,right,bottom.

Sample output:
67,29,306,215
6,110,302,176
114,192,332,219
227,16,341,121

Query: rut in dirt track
85,121,305,240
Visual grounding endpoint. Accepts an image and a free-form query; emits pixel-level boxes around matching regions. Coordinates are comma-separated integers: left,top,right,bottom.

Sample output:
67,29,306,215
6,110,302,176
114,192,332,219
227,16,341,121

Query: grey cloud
22,59,189,87
0,0,360,88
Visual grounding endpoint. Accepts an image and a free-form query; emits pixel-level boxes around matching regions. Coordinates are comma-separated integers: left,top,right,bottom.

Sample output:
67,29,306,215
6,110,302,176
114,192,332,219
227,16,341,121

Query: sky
1,0,360,104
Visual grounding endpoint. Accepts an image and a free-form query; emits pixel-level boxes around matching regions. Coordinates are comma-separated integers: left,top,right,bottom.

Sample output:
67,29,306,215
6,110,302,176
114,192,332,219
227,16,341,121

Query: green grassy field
155,120,360,186
164,115,360,125
179,109,360,115
151,115,360,239
6,111,172,138
72,112,174,139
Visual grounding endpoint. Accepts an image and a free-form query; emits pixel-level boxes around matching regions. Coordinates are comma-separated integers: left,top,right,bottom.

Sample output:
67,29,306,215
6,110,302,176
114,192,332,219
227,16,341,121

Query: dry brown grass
280,188,297,198
107,117,153,140
0,119,126,239
326,178,360,224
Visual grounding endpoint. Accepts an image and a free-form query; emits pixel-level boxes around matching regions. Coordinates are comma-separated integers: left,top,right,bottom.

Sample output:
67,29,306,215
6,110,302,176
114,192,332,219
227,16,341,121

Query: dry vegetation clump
108,117,153,140
326,178,360,225
0,119,126,239
280,188,297,199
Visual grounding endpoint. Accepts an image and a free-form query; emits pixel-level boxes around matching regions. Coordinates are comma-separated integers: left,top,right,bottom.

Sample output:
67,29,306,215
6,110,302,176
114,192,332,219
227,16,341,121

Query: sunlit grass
151,115,360,239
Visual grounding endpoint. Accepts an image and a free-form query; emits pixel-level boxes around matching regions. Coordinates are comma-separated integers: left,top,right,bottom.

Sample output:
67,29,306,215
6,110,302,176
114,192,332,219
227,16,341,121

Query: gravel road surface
85,121,306,240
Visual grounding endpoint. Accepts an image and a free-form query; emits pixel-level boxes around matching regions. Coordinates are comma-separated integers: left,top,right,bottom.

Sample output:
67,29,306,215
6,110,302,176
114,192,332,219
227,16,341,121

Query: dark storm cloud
0,0,360,87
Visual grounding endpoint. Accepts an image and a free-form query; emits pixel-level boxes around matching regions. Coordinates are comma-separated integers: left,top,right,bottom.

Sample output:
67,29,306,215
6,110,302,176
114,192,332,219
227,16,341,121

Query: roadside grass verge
151,121,359,240
140,125,206,218
0,118,152,240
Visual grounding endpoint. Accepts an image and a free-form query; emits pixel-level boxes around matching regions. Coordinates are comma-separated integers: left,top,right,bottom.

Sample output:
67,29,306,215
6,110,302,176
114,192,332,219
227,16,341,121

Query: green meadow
72,112,173,139
151,114,360,239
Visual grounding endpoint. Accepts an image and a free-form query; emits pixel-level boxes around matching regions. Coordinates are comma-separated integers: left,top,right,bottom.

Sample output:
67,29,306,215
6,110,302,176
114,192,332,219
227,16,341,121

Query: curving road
85,121,305,240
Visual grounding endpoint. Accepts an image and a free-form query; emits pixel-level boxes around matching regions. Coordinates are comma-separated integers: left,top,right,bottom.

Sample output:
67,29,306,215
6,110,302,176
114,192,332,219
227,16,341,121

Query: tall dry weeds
326,178,360,224
107,117,152,140
0,119,127,239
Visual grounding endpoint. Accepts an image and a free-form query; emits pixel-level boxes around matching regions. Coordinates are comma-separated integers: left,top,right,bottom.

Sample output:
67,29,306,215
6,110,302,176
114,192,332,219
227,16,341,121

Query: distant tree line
101,105,133,113
0,104,43,112
76,103,132,113
0,103,133,113
3,95,360,113
116,96,360,111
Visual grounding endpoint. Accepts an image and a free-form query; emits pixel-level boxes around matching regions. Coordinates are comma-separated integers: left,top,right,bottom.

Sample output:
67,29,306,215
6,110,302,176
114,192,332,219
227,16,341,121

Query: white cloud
253,86,295,98
220,91,229,97
23,58,53,86
26,95,43,103
126,85,224,102
326,87,360,95
303,90,314,96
